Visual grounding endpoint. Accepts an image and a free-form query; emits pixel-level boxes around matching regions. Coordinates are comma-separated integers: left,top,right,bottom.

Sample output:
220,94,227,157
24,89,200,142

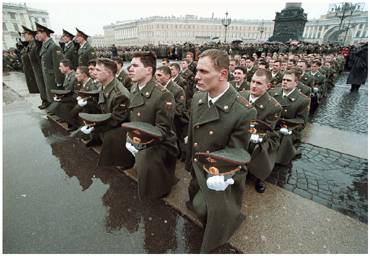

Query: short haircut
76,66,89,76
60,59,73,69
96,58,117,75
132,51,157,76
157,65,171,76
169,63,181,71
312,60,322,67
259,60,269,68
88,59,97,67
186,51,194,58
284,69,300,82
254,68,272,83
182,58,190,64
112,56,123,66
288,59,297,65
274,60,281,65
246,56,255,62
234,66,246,74
298,60,308,66
198,49,229,71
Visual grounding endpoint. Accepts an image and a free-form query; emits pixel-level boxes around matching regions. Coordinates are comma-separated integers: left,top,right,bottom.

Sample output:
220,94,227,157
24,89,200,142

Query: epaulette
236,94,253,108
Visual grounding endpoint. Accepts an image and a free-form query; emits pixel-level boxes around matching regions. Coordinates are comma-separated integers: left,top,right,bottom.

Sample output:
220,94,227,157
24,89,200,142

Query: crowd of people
4,21,368,253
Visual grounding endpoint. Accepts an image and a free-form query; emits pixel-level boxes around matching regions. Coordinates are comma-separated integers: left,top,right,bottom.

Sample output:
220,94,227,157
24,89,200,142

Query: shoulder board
236,94,253,108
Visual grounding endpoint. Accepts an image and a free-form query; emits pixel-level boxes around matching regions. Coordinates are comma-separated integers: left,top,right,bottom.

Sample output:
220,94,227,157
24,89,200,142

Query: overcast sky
6,0,368,36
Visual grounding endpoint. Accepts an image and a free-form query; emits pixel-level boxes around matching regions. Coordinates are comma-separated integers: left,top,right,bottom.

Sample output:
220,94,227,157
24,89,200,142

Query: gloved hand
279,127,292,135
313,87,319,93
80,125,94,134
206,175,235,191
76,96,82,101
184,136,188,144
56,83,62,87
53,95,61,102
125,142,138,156
77,98,88,107
250,134,262,143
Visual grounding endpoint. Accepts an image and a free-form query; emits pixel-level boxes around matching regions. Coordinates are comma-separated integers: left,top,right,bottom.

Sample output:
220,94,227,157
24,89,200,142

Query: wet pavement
267,143,368,223
3,87,238,253
309,73,368,134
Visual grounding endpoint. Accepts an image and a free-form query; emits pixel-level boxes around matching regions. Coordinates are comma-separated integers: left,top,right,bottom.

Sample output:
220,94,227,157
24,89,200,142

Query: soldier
126,51,178,199
35,22,64,105
155,65,188,161
79,58,132,166
18,30,38,94
230,66,250,92
23,25,48,109
112,56,132,91
245,56,257,82
269,69,310,165
270,60,284,88
75,28,95,66
185,51,197,74
309,60,326,98
228,58,236,81
185,49,256,253
239,69,282,193
61,29,78,70
170,62,192,108
180,58,196,100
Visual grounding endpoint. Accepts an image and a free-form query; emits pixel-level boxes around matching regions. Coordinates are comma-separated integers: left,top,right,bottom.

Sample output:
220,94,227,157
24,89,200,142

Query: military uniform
20,44,39,93
270,71,283,88
245,66,257,82
297,82,312,97
310,71,327,97
40,38,64,102
188,60,197,74
63,41,78,70
230,80,250,92
128,78,178,199
27,39,48,104
185,86,257,253
174,73,193,108
78,41,95,67
269,87,310,165
300,72,314,87
239,91,282,180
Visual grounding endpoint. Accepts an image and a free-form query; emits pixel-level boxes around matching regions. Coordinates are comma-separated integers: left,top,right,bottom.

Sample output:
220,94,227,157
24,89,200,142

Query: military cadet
61,29,78,70
239,56,247,68
269,69,310,165
19,29,38,95
80,58,132,166
310,60,327,97
245,56,257,82
185,51,197,74
75,28,95,66
48,59,77,120
126,51,178,199
23,25,48,109
35,22,64,104
228,58,236,81
230,66,250,92
170,63,192,109
323,61,337,90
112,56,132,91
294,68,312,97
286,59,297,70
155,65,188,161
185,49,256,253
239,69,282,193
270,60,284,88
180,58,196,100
258,59,269,70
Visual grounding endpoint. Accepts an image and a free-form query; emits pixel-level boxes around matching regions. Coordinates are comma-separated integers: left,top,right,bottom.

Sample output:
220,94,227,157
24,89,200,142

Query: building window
35,17,39,23
3,22,7,31
9,12,16,19
42,18,46,23
13,23,19,31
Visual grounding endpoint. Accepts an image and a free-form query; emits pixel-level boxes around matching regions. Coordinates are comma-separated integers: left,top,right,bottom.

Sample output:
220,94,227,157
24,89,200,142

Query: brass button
193,142,198,147
137,112,141,116
195,125,200,129
224,105,229,110
209,130,214,135
284,109,287,112
194,158,198,162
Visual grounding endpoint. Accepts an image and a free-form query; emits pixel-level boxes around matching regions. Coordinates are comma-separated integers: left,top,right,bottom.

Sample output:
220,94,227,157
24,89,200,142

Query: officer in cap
22,25,49,109
35,22,64,105
75,28,96,66
62,29,78,70
18,29,39,95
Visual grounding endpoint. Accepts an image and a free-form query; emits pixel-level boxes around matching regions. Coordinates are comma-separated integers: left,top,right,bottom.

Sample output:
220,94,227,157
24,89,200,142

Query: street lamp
221,12,231,43
258,20,265,40
333,2,362,44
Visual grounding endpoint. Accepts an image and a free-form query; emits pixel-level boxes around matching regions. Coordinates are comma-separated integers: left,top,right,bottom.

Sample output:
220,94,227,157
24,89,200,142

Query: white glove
125,142,138,156
80,125,94,134
53,95,61,102
77,98,88,107
184,136,188,144
76,96,82,101
250,134,262,143
56,83,62,87
206,175,234,191
279,127,292,135
313,87,319,93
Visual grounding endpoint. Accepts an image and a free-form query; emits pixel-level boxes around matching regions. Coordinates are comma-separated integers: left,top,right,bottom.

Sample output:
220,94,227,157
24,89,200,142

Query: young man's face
75,68,86,82
272,62,281,72
95,64,111,84
58,63,68,74
88,65,97,79
282,73,297,91
62,35,71,43
245,59,253,68
311,63,319,72
155,70,170,86
36,31,47,42
128,57,152,82
250,74,268,97
297,62,307,71
170,66,179,77
181,61,188,70
195,56,226,92
229,61,236,71
233,69,246,83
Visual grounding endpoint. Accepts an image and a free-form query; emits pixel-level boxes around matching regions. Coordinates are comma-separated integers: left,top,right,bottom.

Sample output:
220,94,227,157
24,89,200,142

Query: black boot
255,179,266,193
